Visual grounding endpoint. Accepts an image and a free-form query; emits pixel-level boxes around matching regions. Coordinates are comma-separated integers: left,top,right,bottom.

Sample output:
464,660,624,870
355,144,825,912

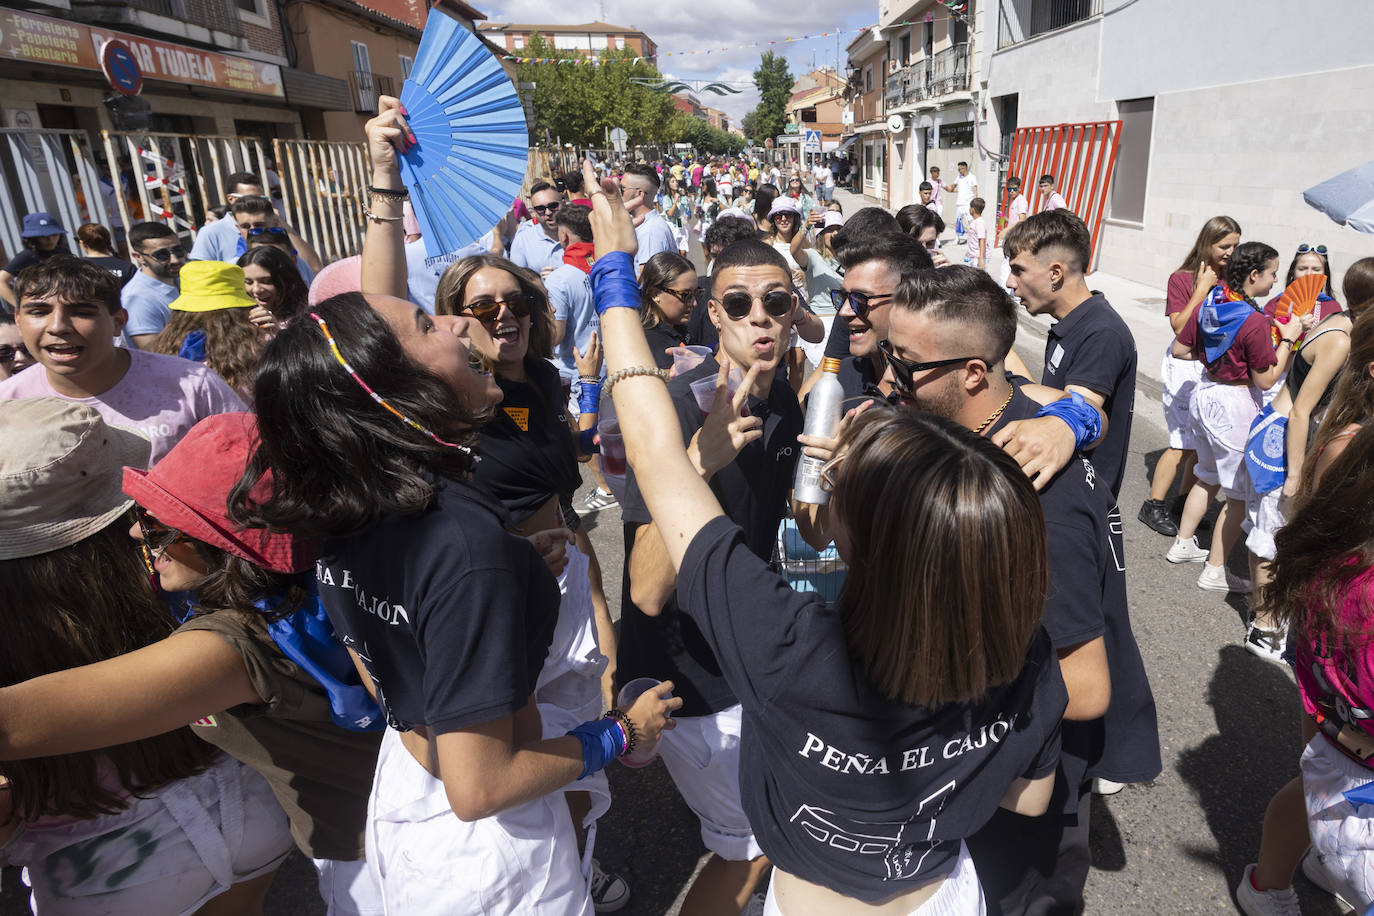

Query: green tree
667,113,745,156
745,51,793,144
514,33,677,147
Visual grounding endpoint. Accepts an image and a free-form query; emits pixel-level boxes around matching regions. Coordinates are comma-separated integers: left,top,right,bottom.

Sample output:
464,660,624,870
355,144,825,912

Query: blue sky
481,0,880,122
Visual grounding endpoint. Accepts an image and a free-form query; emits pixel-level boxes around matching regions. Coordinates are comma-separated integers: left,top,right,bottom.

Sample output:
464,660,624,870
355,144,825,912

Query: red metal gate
998,120,1121,271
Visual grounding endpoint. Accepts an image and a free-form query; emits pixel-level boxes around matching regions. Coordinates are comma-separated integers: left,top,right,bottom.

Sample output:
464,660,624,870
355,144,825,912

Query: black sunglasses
137,244,187,262
462,293,532,323
531,202,561,214
829,288,894,318
717,289,793,320
877,339,983,394
133,504,189,554
247,226,288,237
1297,243,1328,255
0,342,29,364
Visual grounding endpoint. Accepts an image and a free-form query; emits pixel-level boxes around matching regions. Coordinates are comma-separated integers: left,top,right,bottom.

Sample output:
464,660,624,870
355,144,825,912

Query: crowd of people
0,88,1370,916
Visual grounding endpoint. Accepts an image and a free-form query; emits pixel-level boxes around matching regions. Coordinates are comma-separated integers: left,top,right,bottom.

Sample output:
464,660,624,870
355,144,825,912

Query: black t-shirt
87,255,138,289
643,320,688,371
618,357,803,717
686,280,718,351
316,479,560,734
3,243,70,276
679,515,1067,902
985,383,1160,809
473,358,582,524
1041,293,1137,499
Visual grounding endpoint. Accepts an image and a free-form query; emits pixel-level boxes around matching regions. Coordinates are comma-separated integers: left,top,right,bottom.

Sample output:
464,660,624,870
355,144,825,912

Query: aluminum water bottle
793,357,844,505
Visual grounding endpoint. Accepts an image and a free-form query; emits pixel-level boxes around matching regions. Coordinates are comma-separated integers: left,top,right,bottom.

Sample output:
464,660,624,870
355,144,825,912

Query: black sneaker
590,859,630,912
1137,499,1178,536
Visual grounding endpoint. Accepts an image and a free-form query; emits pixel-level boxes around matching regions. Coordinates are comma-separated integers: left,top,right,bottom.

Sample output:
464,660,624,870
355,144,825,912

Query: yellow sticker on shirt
504,406,530,431
193,715,218,728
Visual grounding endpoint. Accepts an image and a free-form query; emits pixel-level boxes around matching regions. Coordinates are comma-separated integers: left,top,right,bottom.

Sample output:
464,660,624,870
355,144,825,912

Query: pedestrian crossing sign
804,129,821,150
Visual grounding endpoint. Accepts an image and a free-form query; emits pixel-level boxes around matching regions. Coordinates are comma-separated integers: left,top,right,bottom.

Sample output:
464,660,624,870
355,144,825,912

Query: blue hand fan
399,10,529,260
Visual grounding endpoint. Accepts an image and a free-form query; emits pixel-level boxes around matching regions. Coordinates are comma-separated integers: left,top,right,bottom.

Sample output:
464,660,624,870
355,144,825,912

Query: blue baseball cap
21,212,67,238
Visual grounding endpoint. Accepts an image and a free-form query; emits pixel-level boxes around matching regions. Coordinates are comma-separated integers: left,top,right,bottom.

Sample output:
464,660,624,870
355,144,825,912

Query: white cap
820,211,845,231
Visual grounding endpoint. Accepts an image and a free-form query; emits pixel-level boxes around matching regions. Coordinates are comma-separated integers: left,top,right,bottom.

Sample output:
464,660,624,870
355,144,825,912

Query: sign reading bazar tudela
0,9,284,98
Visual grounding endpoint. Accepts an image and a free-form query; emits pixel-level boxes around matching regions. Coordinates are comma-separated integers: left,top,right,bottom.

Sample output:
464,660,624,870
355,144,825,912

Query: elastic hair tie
310,312,473,454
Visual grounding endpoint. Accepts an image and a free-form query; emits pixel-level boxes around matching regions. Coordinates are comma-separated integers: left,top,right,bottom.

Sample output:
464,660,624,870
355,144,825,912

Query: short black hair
1002,209,1091,276
710,239,789,294
919,181,933,192
1038,174,1055,185
622,162,660,193
957,161,968,168
529,180,556,198
839,231,933,275
554,203,592,243
1007,176,1022,190
231,196,275,217
128,221,177,249
226,171,262,195
704,217,758,257
893,265,1018,364
896,204,944,237
831,207,902,266
14,256,121,315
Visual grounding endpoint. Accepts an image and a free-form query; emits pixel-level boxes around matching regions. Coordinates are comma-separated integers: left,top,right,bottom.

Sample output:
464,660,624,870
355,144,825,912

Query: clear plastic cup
689,369,744,417
668,345,712,376
597,418,626,476
616,678,673,768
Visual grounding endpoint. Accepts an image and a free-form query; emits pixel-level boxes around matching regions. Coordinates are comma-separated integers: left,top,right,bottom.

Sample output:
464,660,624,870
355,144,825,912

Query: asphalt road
1,243,1346,915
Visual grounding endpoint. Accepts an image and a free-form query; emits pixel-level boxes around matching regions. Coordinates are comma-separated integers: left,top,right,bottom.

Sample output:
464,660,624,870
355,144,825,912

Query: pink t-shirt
1175,302,1277,384
928,179,942,204
0,348,245,464
1297,571,1374,750
965,216,988,265
1042,192,1066,212
1008,193,1028,228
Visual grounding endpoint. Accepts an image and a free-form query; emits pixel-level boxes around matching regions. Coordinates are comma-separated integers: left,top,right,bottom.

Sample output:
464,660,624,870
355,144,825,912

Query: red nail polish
400,105,409,116
408,132,417,145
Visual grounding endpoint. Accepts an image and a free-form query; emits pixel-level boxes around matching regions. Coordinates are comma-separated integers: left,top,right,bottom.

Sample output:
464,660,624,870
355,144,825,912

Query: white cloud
482,0,877,124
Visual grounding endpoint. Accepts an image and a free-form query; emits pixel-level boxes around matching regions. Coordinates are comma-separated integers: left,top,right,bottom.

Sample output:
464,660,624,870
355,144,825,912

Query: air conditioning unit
887,114,907,135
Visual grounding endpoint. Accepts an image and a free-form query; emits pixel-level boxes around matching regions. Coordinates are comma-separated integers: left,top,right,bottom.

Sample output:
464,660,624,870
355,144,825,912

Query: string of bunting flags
503,8,970,66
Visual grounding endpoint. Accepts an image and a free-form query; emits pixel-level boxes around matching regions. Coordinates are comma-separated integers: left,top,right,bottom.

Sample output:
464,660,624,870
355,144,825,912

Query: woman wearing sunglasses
0,398,295,916
580,160,1067,916
0,312,35,380
639,251,698,370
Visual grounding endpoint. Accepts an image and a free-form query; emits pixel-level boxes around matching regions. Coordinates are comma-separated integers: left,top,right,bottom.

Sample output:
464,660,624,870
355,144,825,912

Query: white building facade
984,0,1374,288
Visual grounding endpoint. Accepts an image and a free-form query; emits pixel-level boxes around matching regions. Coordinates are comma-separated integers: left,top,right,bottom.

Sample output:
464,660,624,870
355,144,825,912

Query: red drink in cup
598,418,626,475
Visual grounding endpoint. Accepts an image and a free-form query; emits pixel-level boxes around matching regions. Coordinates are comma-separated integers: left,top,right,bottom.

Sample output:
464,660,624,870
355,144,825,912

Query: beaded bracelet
605,366,669,399
368,185,409,200
603,708,638,757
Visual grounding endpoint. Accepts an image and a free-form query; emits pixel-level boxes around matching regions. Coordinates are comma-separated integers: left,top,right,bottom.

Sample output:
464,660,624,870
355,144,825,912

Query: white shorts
1189,380,1260,500
763,841,985,916
1302,734,1374,911
1245,486,1287,561
366,728,592,916
671,224,689,252
312,856,385,916
656,704,763,861
536,542,611,828
1160,348,1202,451
1,753,292,916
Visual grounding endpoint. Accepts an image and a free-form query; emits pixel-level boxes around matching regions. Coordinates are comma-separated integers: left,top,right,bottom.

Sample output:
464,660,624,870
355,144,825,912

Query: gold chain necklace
975,388,1015,434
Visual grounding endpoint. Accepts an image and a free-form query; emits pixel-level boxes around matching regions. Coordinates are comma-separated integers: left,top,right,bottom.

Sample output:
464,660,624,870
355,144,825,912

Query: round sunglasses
716,289,794,320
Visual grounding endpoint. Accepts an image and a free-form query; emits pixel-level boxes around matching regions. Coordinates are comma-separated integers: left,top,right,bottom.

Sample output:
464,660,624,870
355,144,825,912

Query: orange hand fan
1269,273,1327,347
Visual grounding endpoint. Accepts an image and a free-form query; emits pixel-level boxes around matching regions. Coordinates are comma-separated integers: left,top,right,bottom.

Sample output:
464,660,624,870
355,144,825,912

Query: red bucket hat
122,413,314,574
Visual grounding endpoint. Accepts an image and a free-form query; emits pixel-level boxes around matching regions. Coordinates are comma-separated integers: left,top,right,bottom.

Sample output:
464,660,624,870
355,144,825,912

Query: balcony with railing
998,0,1102,49
885,43,970,109
852,85,885,126
350,71,396,114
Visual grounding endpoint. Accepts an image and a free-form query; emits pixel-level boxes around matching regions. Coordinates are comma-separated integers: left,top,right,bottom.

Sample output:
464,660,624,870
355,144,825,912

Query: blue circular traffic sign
100,41,142,96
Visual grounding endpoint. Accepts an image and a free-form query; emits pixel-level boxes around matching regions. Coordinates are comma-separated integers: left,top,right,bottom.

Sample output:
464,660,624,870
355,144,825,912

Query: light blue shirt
508,223,563,274
188,213,240,262
404,234,495,314
634,210,678,269
544,263,598,382
120,270,177,340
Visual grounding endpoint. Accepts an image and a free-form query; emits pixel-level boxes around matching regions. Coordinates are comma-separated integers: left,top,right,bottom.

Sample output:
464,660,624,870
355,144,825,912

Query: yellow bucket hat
169,261,255,312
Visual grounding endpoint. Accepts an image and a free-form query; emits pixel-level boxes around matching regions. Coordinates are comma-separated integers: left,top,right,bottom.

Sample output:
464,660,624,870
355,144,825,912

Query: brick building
477,20,656,61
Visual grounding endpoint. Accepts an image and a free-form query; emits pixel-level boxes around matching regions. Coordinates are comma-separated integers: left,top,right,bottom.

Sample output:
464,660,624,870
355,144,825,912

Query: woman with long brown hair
0,398,293,915
1139,215,1242,536
638,251,697,369
147,261,266,401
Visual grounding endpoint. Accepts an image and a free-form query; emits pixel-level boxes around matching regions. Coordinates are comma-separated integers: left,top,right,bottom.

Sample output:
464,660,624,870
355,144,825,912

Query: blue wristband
589,251,641,316
577,380,602,415
577,427,600,454
566,718,625,780
1035,391,1101,451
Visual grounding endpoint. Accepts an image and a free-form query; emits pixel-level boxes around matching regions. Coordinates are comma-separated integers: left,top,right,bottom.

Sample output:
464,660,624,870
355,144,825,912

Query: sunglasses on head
461,292,531,323
829,288,894,318
132,504,189,554
717,289,793,320
138,244,187,262
531,202,560,214
0,342,29,364
877,339,983,395
1297,243,1328,255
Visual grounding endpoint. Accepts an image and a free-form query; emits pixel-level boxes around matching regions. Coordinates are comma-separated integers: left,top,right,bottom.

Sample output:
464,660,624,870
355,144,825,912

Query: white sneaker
1301,848,1354,912
1235,864,1301,916
1092,777,1125,795
1245,623,1288,664
1198,563,1252,593
1166,536,1209,563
